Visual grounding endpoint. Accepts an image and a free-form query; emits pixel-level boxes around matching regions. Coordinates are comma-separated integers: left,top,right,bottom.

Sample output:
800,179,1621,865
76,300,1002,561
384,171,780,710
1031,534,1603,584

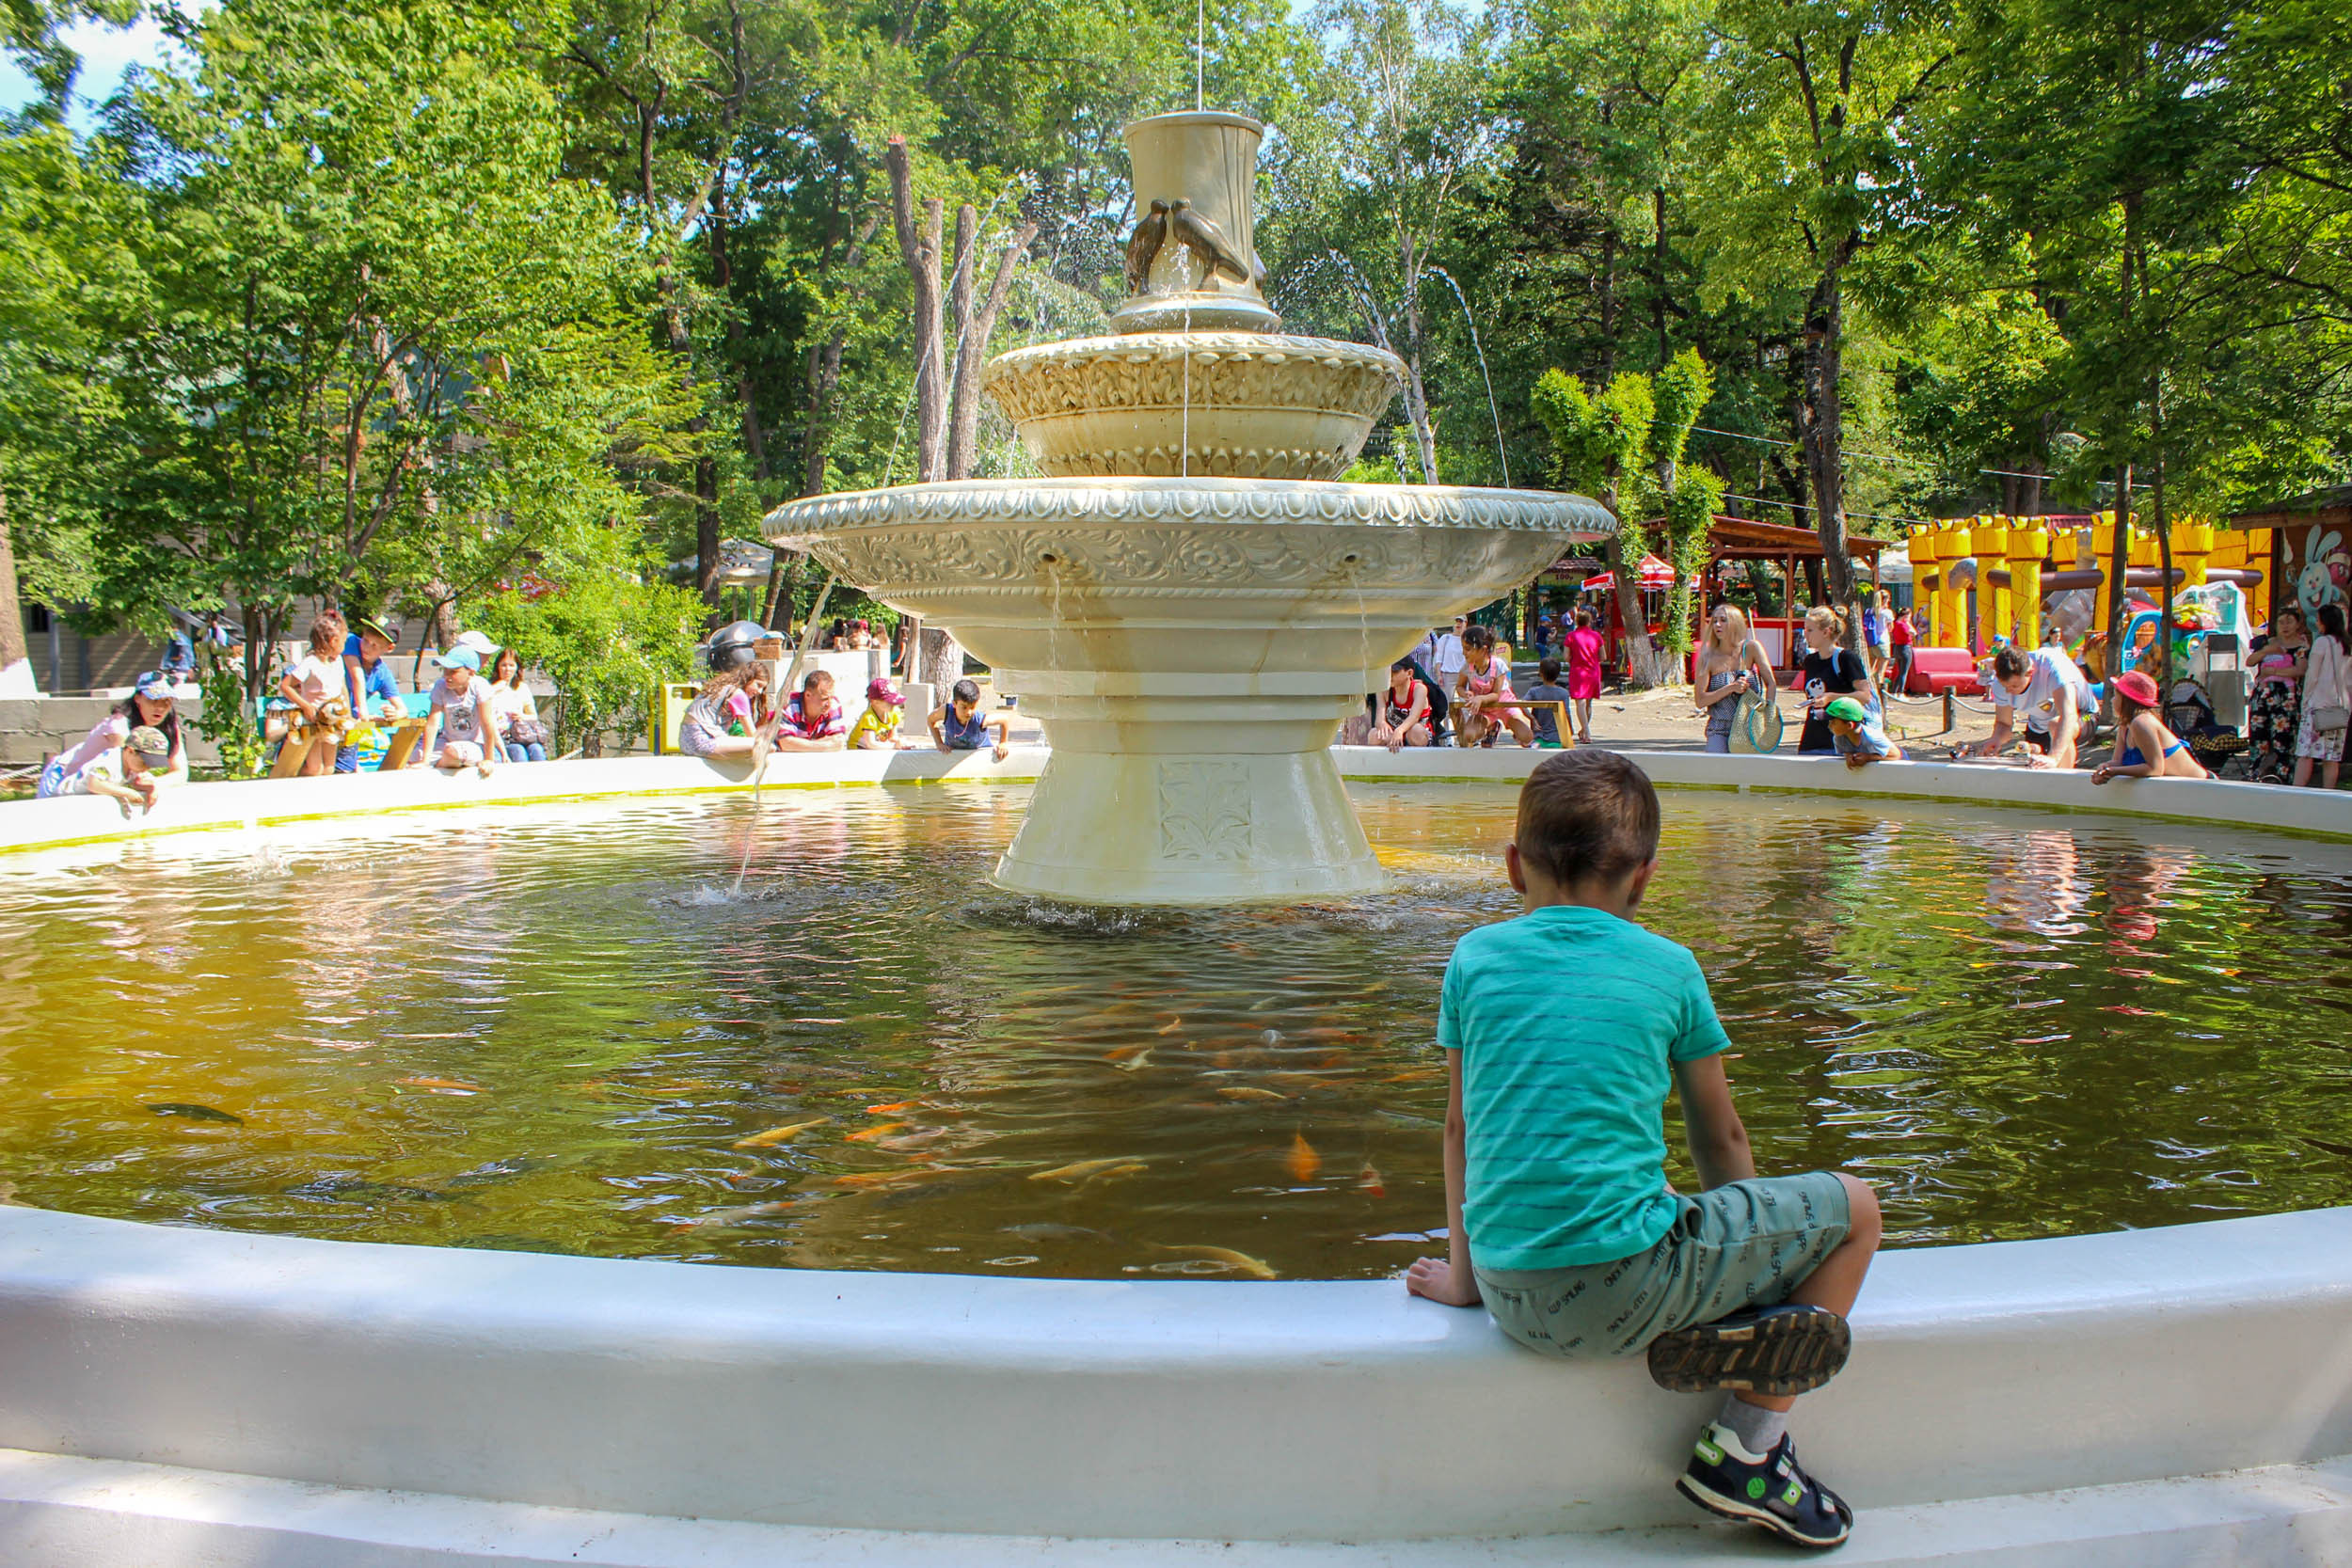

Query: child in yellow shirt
848,677,913,750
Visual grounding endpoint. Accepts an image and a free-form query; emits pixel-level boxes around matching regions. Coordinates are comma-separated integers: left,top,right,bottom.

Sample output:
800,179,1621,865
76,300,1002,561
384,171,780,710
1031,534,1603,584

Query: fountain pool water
7,783,2348,1280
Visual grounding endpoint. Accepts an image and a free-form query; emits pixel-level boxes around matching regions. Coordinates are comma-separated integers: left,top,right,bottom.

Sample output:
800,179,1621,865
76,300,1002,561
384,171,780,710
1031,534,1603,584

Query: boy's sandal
1678,1427,1854,1549
1645,1304,1851,1397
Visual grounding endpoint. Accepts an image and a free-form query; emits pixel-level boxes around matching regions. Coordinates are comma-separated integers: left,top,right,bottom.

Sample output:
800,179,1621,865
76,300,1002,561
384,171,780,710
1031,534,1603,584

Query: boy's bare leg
1735,1173,1881,1414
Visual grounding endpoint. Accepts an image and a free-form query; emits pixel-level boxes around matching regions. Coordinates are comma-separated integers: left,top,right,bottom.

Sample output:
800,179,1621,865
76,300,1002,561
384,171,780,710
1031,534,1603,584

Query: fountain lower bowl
765,476,1615,902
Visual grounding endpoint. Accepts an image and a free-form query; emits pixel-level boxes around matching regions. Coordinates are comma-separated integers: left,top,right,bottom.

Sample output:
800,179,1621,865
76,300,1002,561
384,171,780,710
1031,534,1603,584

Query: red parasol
1580,555,1677,594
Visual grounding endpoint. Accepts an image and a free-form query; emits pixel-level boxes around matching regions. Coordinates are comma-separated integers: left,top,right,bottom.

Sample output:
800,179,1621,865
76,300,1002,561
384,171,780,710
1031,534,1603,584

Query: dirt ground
979,677,2009,756
1518,679,2008,755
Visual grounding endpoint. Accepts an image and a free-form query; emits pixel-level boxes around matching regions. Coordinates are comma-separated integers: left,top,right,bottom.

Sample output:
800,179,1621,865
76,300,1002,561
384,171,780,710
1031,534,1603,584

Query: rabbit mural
2290,525,2347,623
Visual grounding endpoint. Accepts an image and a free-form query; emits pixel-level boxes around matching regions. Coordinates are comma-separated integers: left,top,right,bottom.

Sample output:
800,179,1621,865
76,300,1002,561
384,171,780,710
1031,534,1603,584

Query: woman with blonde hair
1693,603,1778,753
1863,589,1895,683
1795,605,1874,755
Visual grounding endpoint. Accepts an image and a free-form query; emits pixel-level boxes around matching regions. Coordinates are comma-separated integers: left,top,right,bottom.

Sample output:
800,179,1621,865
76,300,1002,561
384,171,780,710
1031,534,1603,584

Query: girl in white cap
424,647,499,776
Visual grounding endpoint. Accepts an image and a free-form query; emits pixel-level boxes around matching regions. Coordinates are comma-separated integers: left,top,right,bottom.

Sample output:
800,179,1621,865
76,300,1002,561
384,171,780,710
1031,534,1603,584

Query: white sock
1713,1396,1788,1458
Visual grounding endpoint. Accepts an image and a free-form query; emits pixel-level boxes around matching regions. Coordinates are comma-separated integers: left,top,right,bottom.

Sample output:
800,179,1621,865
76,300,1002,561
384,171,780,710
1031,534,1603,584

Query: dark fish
286,1175,461,1203
998,1222,1118,1243
147,1102,242,1125
442,1157,550,1187
2303,1136,2352,1162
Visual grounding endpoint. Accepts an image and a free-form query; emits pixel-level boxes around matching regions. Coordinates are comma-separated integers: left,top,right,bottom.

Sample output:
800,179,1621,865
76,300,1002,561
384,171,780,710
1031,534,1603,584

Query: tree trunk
1598,473,1662,686
1652,186,1669,368
1797,265,1865,664
946,209,1039,481
0,485,31,689
1598,221,1617,381
918,627,962,692
885,138,947,486
2106,462,2133,682
2153,438,2172,679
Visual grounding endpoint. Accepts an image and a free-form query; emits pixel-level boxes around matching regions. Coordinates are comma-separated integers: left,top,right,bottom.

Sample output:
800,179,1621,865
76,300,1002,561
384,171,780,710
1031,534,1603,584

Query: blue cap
433,647,480,672
134,670,177,700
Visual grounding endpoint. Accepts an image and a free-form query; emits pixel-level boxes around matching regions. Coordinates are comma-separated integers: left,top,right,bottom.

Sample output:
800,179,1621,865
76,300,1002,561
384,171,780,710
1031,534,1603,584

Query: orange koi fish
1287,1132,1322,1183
732,1117,827,1149
1028,1157,1146,1183
1152,1243,1278,1280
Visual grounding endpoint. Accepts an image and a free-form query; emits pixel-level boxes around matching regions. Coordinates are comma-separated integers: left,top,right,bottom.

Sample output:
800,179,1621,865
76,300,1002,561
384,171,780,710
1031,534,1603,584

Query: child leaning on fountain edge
1405,749,1882,1550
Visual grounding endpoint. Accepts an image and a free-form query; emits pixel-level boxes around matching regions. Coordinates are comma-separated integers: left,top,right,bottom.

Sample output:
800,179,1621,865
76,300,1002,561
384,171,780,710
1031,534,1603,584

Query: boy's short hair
1538,656,1561,682
1515,750,1660,888
1991,645,2030,682
951,677,981,705
1462,625,1495,650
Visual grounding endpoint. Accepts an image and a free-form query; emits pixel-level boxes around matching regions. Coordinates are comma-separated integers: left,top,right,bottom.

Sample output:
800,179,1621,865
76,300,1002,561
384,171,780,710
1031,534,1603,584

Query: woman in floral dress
2248,606,2308,783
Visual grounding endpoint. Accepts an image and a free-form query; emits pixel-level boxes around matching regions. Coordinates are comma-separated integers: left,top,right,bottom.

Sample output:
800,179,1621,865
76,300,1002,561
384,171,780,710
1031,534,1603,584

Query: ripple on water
0,784,2346,1275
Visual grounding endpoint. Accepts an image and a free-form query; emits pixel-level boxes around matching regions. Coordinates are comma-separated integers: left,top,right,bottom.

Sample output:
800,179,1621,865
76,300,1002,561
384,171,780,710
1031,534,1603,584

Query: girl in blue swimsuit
2091,671,2209,784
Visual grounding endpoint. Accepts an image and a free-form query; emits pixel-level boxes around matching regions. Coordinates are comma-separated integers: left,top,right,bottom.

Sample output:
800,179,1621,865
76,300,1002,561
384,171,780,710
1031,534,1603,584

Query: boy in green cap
1823,696,1901,768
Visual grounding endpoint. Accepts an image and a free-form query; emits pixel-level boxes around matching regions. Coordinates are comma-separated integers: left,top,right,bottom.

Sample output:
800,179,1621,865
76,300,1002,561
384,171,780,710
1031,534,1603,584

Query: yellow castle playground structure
1904,513,2273,676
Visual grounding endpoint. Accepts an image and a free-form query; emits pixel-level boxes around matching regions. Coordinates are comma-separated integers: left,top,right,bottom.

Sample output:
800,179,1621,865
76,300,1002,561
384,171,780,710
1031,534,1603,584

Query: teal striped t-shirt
1438,904,1732,1269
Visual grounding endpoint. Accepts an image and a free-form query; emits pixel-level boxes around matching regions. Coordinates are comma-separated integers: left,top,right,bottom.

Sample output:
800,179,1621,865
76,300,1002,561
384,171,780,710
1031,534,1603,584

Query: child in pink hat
849,676,913,750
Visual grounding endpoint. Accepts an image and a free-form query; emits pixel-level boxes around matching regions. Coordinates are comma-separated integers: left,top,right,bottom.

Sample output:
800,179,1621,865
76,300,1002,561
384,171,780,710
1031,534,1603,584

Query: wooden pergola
1691,515,1897,672
1534,515,1894,674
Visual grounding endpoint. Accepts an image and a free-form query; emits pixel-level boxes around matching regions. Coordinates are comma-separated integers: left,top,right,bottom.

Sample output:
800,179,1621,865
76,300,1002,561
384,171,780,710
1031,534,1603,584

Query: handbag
508,717,552,749
1731,686,1785,753
2311,641,2350,734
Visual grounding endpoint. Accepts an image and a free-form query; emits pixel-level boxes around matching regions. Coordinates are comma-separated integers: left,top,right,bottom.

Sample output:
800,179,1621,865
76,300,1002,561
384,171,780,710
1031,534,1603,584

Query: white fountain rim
764,477,1619,538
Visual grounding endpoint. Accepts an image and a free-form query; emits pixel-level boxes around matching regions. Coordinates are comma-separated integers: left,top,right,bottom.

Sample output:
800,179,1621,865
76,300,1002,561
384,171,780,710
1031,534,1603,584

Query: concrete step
3,1448,2345,1567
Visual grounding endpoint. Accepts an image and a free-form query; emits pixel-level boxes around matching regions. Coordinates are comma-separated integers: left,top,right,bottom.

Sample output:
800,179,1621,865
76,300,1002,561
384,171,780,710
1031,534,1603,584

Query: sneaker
1678,1423,1853,1549
1645,1304,1851,1397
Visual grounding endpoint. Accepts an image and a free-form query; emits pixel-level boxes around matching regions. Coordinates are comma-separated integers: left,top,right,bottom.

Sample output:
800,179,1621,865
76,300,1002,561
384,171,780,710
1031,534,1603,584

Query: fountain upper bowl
981,332,1406,482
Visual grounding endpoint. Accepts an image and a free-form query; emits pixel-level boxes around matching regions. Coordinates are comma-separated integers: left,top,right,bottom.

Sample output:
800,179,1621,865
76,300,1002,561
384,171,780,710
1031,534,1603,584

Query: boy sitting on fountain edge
1406,749,1882,1550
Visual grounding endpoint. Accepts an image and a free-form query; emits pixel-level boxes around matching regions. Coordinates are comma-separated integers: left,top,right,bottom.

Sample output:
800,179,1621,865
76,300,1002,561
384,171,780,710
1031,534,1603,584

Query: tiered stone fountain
767,110,1615,903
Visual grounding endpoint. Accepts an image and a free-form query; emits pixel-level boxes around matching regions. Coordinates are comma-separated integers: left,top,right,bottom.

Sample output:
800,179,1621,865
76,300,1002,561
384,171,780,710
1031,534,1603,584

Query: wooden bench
267,709,428,776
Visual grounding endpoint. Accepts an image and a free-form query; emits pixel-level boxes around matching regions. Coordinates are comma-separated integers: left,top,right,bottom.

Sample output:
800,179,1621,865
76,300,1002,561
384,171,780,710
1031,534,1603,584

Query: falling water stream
1423,265,1509,487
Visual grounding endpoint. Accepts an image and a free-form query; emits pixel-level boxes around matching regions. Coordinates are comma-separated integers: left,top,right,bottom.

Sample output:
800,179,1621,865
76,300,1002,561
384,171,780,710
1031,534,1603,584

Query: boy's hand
1844,751,1867,770
1404,1255,1481,1307
992,742,1009,762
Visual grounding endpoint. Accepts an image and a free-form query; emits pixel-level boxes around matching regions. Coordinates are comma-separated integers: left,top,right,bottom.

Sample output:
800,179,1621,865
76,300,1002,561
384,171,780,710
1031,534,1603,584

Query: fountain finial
1110,111,1279,334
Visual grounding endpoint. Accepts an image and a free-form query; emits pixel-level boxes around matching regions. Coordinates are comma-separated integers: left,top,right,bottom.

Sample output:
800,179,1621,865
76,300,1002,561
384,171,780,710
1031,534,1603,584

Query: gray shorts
1475,1172,1851,1359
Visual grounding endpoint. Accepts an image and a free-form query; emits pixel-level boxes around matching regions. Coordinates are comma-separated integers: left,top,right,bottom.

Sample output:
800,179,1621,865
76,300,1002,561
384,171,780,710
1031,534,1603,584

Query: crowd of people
1340,610,1607,752
35,613,562,801
676,665,1011,765
34,592,2350,798
1330,592,2348,786
264,613,553,778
